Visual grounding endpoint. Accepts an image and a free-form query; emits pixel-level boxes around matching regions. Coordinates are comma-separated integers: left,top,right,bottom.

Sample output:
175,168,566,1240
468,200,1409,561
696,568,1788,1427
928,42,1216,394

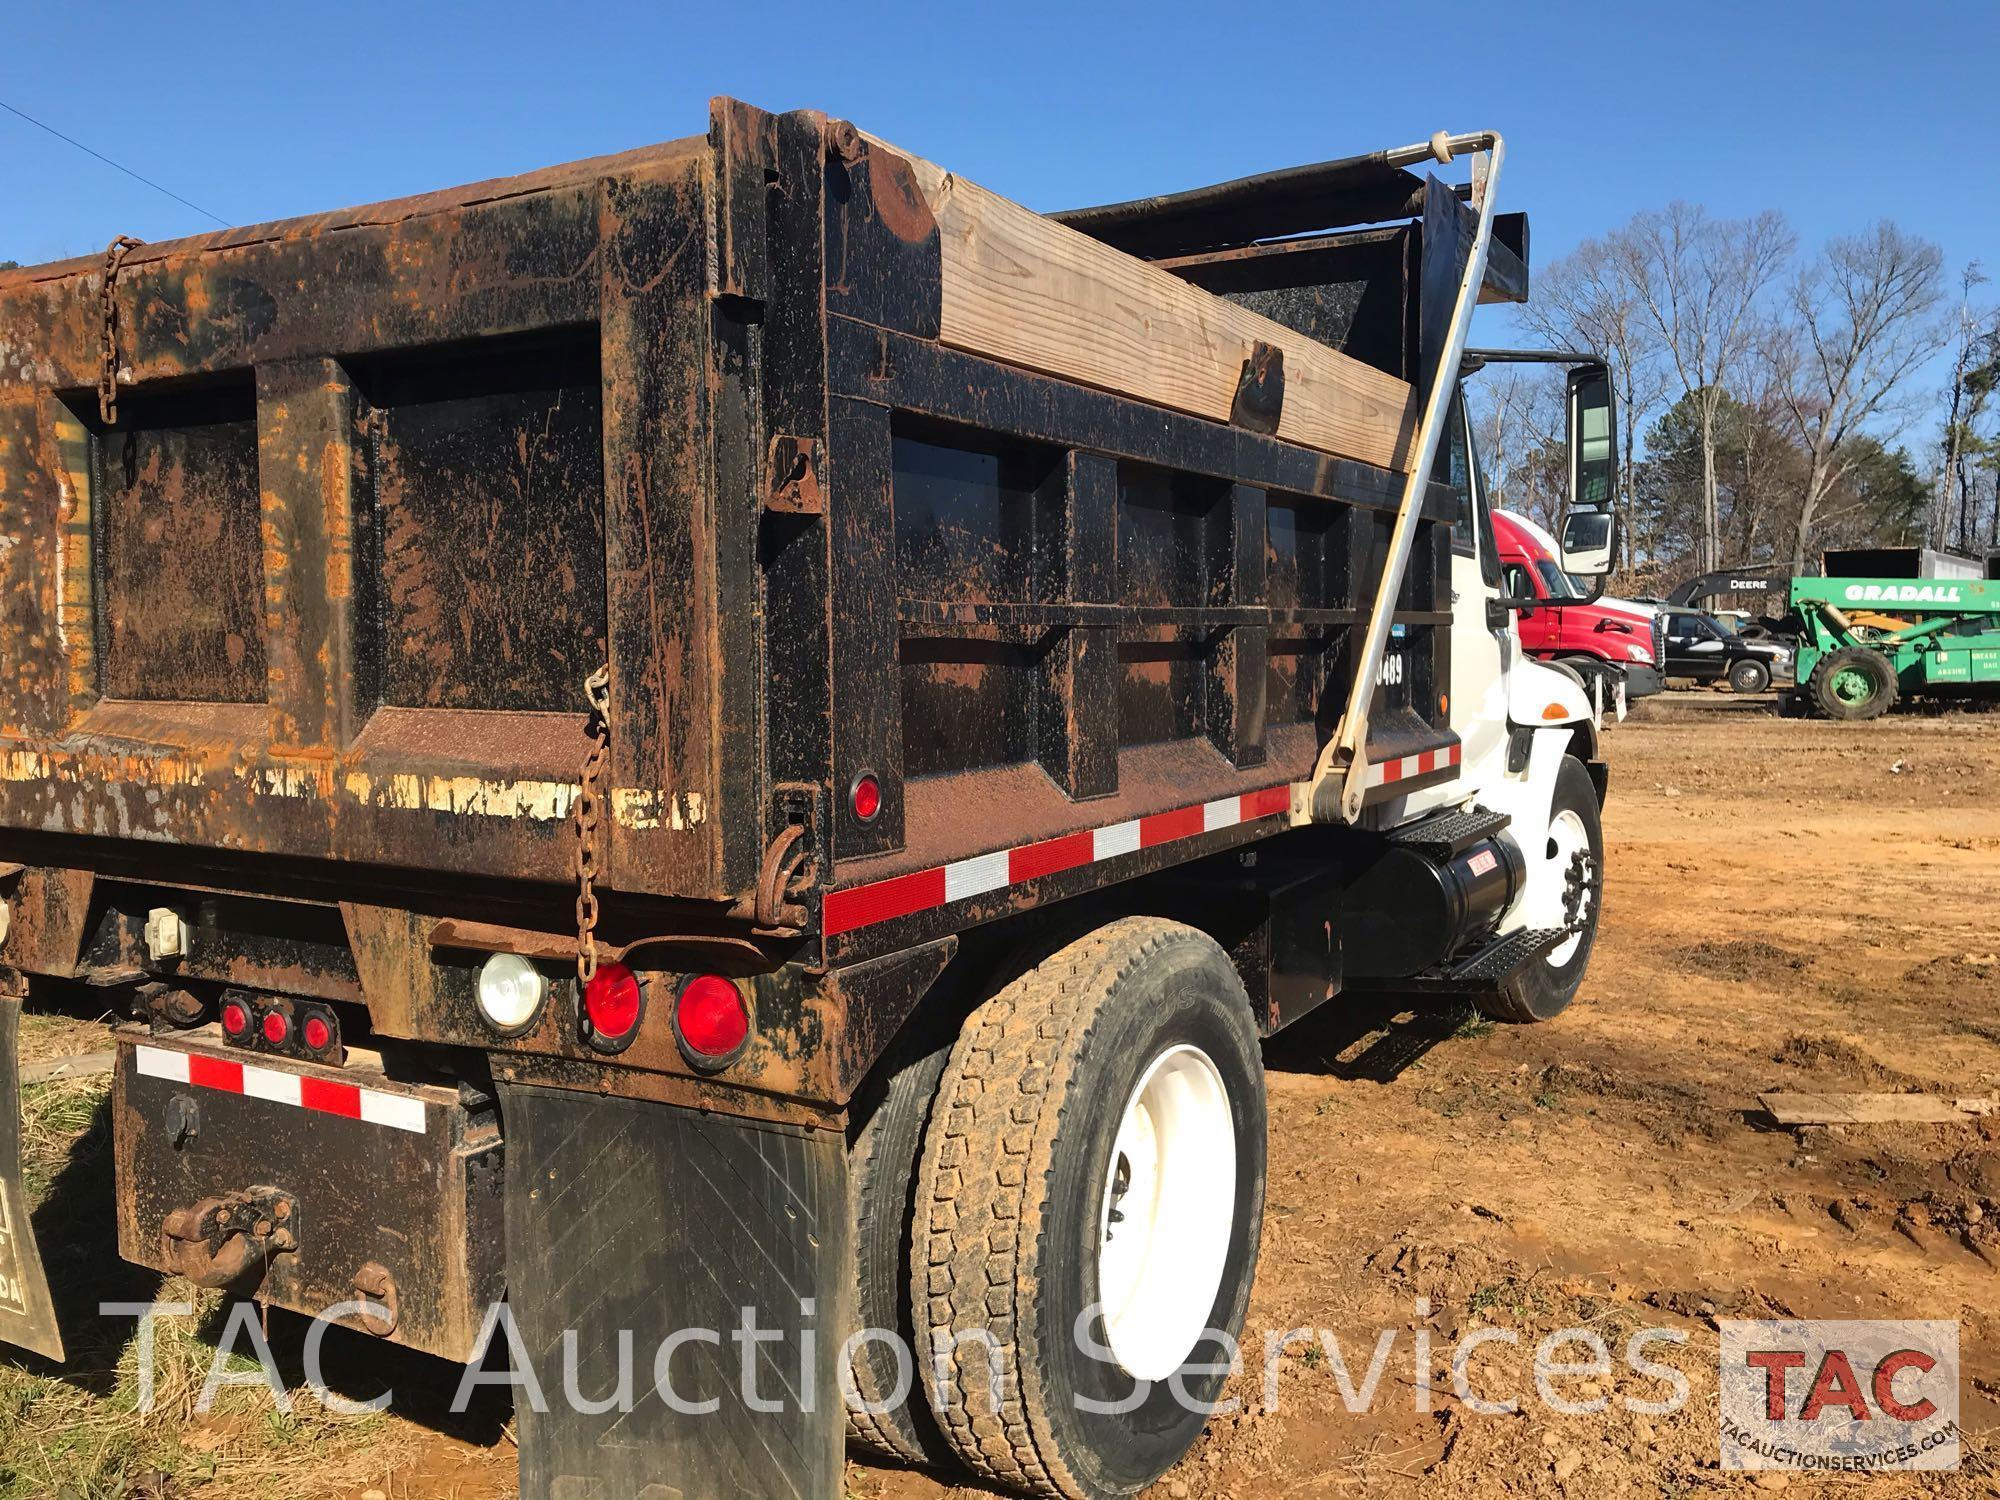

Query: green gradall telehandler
1790,575,2000,720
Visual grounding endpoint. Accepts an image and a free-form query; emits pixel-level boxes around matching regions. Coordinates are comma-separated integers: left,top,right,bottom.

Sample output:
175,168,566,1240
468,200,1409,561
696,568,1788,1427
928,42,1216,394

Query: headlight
476,953,548,1033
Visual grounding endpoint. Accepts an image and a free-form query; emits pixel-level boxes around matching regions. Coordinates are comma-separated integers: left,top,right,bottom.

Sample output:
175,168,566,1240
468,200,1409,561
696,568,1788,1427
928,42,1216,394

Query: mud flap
0,990,63,1360
499,1084,850,1500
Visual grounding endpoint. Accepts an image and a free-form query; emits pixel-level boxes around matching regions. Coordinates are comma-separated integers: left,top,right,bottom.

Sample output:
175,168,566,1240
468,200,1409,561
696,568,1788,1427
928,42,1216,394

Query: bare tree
1466,364,1564,524
1611,204,1795,571
1934,264,1989,547
1766,222,1948,572
1516,236,1671,567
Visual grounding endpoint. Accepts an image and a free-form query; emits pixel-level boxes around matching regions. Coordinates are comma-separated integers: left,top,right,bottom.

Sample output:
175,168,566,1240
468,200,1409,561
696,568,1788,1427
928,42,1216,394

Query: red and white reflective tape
1365,741,1462,788
134,1045,427,1134
826,741,1461,938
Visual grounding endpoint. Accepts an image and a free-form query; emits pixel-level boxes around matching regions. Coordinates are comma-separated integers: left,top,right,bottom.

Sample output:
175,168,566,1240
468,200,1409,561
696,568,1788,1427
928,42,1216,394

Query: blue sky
4,0,1996,345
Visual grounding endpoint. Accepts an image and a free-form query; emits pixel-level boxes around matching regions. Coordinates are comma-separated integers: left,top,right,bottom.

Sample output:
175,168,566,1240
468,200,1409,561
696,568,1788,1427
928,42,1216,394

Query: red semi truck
1492,510,1665,707
0,100,1623,1498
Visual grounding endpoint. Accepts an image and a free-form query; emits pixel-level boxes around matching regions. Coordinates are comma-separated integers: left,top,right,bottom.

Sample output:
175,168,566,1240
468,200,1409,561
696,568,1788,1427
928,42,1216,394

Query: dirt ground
10,692,2000,1497
849,694,2000,1499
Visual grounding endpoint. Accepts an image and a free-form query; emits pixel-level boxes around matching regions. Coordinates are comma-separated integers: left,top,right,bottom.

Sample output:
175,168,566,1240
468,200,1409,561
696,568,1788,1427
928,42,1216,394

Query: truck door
1443,393,1510,774
1665,611,1728,679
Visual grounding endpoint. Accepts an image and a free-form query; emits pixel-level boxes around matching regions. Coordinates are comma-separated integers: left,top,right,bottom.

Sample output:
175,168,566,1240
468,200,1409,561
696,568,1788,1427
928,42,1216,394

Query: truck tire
1727,659,1770,694
1480,756,1603,1024
912,918,1267,1499
1811,647,1897,720
847,1032,957,1467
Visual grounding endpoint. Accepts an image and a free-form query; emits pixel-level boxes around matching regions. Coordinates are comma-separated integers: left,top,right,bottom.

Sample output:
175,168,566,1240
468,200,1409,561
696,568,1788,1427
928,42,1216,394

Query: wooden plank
23,1051,114,1086
1760,1092,1995,1125
872,138,1418,474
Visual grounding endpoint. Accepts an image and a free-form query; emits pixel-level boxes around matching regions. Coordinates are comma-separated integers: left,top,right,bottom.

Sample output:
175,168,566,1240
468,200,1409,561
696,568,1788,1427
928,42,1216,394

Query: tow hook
349,1261,399,1337
161,1186,299,1289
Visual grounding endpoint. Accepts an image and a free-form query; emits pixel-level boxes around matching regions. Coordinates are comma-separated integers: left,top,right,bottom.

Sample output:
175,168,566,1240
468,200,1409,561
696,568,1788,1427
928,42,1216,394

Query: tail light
582,963,644,1053
297,1004,343,1063
218,991,347,1068
673,975,750,1070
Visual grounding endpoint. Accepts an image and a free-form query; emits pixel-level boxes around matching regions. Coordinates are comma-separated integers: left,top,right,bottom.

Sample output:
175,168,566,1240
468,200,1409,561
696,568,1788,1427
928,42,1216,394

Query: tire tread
914,916,1202,1499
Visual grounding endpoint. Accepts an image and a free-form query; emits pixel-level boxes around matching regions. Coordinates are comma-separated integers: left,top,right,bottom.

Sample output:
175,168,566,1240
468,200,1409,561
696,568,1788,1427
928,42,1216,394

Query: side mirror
1566,363,1617,511
1559,509,1617,578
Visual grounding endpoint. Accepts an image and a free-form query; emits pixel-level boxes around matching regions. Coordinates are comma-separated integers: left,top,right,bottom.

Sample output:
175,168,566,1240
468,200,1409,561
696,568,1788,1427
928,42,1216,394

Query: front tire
1480,755,1604,1024
1727,659,1770,694
1811,647,1897,720
913,918,1267,1498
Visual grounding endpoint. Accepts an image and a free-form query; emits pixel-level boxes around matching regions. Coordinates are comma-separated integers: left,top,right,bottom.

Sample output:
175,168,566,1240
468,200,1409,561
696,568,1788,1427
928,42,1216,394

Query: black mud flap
0,991,63,1360
499,1084,850,1500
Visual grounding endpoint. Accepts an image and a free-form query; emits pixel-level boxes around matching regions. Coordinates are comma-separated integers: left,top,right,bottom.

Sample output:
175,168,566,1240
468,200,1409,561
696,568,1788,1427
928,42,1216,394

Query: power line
0,97,231,228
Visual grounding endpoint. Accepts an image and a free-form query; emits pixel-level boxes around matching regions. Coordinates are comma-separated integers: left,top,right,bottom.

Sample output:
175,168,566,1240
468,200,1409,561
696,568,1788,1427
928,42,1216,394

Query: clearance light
476,953,548,1035
1542,703,1571,721
851,771,882,823
582,962,644,1053
298,1005,342,1062
673,975,750,1069
261,1009,290,1047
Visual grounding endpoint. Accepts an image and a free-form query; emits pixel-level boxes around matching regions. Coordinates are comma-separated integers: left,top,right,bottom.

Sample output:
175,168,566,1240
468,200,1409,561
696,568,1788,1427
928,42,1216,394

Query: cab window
1438,391,1501,586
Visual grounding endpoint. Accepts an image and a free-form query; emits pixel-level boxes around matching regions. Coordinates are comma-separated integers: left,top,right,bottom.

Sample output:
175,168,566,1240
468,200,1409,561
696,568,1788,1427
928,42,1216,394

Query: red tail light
674,975,749,1067
220,997,251,1040
582,963,644,1052
851,771,882,823
261,1009,290,1047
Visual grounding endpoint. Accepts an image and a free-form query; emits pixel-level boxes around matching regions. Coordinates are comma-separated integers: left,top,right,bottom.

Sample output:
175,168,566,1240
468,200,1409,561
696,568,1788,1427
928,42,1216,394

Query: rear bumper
113,1027,501,1362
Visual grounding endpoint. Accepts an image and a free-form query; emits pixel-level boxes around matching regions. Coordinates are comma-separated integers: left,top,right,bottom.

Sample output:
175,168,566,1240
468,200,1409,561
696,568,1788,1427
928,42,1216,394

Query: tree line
1469,205,1996,591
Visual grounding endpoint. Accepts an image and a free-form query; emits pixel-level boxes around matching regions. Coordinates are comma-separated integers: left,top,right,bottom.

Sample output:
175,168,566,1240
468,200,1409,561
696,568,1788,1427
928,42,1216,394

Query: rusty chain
97,235,144,425
572,664,613,984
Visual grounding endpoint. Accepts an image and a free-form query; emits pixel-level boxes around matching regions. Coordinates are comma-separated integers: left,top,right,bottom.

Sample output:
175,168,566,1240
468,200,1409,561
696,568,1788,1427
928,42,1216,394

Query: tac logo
1840,583,1965,606
1719,1320,1959,1472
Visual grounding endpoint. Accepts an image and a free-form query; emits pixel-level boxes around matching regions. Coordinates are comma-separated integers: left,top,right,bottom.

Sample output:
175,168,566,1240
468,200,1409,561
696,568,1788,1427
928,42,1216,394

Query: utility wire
0,97,231,228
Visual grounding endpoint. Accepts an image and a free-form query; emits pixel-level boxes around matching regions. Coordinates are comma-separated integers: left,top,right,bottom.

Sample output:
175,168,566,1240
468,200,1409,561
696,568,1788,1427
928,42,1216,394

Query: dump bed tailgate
0,133,748,898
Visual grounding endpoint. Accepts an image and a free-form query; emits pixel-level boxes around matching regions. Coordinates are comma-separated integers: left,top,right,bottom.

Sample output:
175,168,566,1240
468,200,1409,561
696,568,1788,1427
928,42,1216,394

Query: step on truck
0,99,1620,1498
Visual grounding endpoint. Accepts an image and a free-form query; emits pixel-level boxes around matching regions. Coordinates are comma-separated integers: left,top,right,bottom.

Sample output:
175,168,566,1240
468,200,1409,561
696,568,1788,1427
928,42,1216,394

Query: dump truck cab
0,100,1619,1500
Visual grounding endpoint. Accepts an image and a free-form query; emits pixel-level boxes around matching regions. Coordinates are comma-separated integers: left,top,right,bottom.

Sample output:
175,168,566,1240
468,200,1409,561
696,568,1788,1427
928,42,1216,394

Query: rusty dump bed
0,98,1475,959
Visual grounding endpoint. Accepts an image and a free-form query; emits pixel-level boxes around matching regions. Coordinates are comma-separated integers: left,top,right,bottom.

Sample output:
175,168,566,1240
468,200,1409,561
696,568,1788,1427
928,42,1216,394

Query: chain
572,664,613,984
97,235,144,426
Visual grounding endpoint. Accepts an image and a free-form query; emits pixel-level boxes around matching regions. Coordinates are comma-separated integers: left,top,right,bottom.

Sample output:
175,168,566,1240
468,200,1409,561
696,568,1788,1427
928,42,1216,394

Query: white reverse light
476,953,547,1032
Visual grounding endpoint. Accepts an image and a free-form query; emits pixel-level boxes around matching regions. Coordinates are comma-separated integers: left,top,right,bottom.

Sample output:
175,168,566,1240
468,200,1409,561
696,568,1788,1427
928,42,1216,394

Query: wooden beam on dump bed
864,134,1420,474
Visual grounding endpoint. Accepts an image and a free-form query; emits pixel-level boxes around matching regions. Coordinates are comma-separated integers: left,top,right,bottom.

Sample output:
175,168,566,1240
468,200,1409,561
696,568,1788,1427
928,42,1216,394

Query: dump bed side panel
0,137,754,900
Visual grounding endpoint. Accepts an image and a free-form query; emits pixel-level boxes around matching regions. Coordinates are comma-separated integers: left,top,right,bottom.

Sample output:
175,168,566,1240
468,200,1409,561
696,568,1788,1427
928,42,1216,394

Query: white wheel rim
1095,1044,1235,1382
1540,809,1593,967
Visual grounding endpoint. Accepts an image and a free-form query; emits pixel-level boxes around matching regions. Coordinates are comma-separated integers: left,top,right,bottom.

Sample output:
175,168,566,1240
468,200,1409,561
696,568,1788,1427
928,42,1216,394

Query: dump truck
0,99,1621,1499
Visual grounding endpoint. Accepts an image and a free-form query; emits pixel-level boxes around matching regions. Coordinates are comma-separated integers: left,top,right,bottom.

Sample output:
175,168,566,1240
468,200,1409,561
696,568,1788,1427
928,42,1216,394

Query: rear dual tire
907,918,1268,1498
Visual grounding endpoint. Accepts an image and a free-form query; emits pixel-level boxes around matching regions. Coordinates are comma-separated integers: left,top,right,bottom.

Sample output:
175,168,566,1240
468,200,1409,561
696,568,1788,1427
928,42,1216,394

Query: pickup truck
0,99,1621,1499
1660,608,1794,693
